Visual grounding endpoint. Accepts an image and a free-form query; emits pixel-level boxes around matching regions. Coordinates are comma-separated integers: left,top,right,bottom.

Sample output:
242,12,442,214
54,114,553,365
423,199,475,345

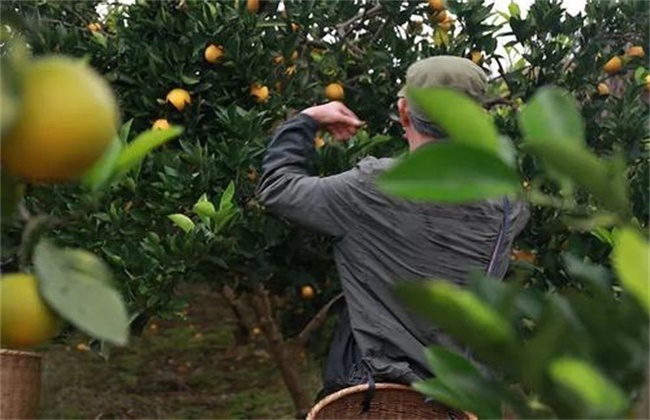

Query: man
256,56,529,399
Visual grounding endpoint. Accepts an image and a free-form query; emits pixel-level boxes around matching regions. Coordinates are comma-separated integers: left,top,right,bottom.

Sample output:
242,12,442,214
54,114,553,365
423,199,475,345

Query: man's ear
397,98,410,128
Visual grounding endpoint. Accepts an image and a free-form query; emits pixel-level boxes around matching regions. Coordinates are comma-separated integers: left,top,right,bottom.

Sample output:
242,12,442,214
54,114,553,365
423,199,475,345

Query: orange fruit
1,273,63,350
152,118,171,130
511,249,536,264
433,10,447,23
166,88,191,111
87,22,102,33
204,44,224,64
597,83,610,96
250,84,270,103
428,0,445,12
325,82,344,101
470,50,483,65
300,285,315,300
603,56,622,75
626,45,645,58
314,137,325,149
1,56,119,182
246,0,259,13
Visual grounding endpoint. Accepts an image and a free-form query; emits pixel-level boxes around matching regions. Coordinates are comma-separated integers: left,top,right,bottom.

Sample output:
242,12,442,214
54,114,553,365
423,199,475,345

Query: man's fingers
330,102,363,127
335,112,363,128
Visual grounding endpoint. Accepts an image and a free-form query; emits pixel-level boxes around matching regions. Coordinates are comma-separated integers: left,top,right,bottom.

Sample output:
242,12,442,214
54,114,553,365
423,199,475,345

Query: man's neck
408,136,436,152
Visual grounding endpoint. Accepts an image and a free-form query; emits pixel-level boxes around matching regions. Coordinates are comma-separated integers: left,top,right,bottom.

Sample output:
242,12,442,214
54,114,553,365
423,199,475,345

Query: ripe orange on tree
470,50,483,65
603,56,622,75
204,44,224,64
625,45,645,58
1,56,119,183
597,83,610,96
166,88,191,111
246,0,259,13
87,22,102,33
325,82,344,101
429,0,446,12
152,118,171,130
300,285,315,300
1,273,63,350
250,84,270,103
433,10,448,23
511,249,536,264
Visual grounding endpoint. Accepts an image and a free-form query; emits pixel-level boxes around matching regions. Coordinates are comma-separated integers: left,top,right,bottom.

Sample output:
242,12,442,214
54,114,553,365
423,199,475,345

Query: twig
494,56,516,97
18,202,31,222
297,293,343,346
369,18,389,45
336,4,383,39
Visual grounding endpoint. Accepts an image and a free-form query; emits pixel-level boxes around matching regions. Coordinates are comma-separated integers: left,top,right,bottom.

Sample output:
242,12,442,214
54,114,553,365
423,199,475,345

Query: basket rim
306,383,477,420
0,348,42,359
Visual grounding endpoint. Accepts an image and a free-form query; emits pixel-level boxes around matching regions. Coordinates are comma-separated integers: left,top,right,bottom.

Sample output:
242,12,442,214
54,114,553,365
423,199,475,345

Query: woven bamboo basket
307,383,477,420
1,349,42,419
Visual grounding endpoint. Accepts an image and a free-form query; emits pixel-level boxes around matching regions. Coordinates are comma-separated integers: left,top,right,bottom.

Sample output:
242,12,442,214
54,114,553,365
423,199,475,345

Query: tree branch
336,4,383,39
297,293,343,346
494,56,517,98
250,284,312,418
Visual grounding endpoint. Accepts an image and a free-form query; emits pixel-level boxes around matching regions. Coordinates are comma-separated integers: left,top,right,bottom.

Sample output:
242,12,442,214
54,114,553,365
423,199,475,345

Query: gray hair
408,112,447,139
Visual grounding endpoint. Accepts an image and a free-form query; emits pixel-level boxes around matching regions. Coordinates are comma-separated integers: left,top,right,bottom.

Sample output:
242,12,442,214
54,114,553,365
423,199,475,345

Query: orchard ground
40,282,321,419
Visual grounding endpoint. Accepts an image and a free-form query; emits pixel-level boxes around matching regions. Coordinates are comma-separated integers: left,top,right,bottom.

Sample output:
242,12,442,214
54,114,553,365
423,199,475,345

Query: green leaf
119,119,134,143
220,180,236,211
408,87,500,154
181,75,200,85
634,66,647,84
508,1,521,18
413,366,502,419
168,214,195,233
519,87,585,146
378,142,521,202
81,135,124,191
612,227,649,313
33,240,129,346
91,32,107,48
396,280,517,364
549,357,628,417
115,126,183,176
413,378,465,409
524,141,628,217
424,346,484,379
563,254,610,291
193,200,217,219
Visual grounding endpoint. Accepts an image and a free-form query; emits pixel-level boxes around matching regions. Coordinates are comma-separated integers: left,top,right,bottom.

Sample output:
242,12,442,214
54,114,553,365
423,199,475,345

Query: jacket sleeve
256,113,358,237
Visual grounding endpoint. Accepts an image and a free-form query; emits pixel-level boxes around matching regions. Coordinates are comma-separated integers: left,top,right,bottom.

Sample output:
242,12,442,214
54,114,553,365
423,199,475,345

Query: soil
39,283,322,419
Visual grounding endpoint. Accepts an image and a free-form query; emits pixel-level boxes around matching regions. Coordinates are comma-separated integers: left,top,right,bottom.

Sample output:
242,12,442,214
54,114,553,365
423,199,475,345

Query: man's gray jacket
256,113,529,386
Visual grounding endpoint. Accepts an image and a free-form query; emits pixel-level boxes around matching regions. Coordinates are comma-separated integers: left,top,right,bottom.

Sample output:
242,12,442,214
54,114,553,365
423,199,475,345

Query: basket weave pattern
307,383,476,420
1,349,42,420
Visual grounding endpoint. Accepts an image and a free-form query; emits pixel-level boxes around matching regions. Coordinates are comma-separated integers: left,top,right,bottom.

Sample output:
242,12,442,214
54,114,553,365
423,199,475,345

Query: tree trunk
251,284,313,418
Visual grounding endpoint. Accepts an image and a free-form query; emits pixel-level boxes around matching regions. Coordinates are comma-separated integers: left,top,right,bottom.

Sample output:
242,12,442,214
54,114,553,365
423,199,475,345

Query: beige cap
398,55,488,121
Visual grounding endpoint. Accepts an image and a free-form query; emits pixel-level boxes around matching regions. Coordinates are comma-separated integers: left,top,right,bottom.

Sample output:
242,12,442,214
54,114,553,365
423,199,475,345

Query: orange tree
2,0,647,416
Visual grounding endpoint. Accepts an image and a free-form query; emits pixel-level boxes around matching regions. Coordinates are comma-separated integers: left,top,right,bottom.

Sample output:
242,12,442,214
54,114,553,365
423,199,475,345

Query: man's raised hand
301,102,364,141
